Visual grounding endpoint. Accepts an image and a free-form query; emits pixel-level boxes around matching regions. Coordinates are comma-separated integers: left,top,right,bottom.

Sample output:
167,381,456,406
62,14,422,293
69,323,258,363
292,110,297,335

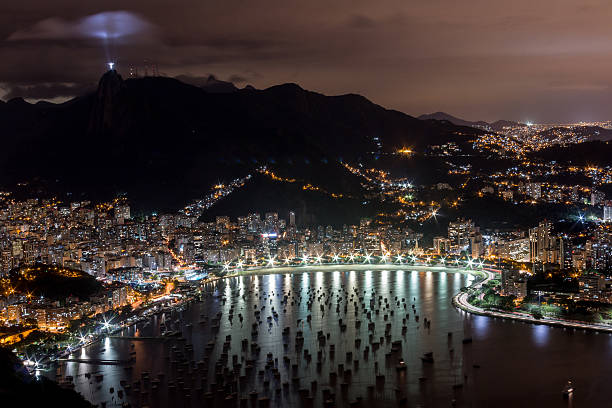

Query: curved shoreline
207,263,481,286
217,263,612,334
44,263,612,369
452,269,612,334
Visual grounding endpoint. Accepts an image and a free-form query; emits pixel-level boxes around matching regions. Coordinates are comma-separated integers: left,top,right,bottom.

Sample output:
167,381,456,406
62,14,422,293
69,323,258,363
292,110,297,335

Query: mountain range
0,71,480,215
418,111,526,131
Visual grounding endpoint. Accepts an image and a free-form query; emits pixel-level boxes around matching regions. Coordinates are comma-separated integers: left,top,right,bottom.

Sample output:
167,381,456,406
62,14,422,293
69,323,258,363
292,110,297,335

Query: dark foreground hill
201,172,400,227
0,347,92,407
7,264,102,301
0,71,479,212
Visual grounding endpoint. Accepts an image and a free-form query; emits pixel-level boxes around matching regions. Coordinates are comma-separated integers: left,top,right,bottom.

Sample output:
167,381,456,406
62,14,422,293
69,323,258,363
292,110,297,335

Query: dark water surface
48,267,612,407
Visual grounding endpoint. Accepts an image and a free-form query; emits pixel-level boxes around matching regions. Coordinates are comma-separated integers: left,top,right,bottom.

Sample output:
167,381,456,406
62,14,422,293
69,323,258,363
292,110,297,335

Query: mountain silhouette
419,112,525,131
0,71,480,212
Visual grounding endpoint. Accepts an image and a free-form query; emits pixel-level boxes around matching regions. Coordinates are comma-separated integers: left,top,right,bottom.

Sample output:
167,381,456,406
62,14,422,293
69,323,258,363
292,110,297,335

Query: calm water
48,267,612,407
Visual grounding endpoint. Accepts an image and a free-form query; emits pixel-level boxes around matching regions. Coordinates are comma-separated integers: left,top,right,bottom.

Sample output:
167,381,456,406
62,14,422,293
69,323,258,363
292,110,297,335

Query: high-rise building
578,273,605,301
448,218,475,253
433,236,450,254
114,204,131,224
558,237,572,269
289,211,296,227
591,190,606,206
469,228,483,258
501,269,527,299
529,220,552,263
6,304,22,323
526,182,542,200
247,213,261,233
499,238,530,262
604,201,612,222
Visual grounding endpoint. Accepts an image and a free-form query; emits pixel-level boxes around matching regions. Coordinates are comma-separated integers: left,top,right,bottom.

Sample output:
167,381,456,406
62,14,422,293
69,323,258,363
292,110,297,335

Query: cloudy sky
2,0,612,122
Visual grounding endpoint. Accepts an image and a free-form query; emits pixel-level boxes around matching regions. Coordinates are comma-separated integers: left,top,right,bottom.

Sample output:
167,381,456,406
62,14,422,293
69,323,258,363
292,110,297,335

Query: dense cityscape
1,113,611,407
5,1,612,407
1,121,612,406
1,169,611,343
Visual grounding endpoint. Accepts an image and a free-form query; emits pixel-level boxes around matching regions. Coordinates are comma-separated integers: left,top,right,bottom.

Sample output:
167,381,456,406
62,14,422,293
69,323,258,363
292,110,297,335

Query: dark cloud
2,1,612,122
3,82,95,100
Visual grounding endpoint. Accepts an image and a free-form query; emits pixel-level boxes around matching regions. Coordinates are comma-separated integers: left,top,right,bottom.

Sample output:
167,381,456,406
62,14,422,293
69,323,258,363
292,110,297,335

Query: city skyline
3,2,612,407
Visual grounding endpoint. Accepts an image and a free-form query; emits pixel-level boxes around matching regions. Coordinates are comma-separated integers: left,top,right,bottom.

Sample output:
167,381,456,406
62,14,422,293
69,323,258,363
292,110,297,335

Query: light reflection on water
47,268,612,408
471,315,490,336
454,272,461,286
315,271,323,288
533,324,550,347
395,269,404,288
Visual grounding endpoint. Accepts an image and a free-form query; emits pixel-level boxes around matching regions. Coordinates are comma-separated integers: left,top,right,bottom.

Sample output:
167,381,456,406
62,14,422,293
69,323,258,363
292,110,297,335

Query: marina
46,266,612,407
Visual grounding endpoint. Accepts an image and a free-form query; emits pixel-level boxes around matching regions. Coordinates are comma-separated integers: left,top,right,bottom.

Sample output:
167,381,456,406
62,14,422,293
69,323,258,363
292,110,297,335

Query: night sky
2,0,612,122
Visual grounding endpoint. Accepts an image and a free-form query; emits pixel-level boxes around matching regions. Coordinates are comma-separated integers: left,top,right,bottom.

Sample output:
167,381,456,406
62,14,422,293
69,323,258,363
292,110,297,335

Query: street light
267,255,276,267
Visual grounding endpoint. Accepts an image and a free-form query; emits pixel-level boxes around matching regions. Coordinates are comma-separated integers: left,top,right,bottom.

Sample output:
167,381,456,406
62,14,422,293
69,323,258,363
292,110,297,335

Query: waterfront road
453,269,612,334
221,263,612,334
